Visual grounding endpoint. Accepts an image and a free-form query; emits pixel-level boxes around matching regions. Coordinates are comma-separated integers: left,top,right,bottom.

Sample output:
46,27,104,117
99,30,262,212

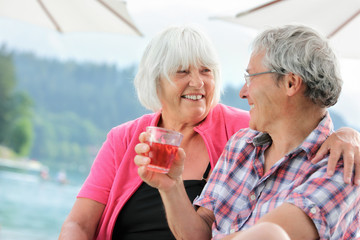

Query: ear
285,73,303,96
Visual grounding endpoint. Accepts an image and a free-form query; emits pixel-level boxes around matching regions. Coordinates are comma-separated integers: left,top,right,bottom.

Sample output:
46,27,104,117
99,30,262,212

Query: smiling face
239,51,286,132
157,65,215,127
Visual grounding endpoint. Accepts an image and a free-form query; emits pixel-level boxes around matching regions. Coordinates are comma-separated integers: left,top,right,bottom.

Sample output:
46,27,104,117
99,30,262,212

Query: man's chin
249,122,258,131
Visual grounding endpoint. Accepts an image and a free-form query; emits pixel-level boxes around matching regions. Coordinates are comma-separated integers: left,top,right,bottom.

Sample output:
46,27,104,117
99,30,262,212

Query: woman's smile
181,94,204,101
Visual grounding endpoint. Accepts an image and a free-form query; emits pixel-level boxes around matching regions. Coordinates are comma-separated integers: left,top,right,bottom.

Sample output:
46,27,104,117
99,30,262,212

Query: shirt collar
150,111,162,126
296,111,333,159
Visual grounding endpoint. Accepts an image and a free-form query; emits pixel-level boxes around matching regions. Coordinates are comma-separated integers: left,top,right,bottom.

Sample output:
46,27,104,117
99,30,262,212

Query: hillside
12,52,149,173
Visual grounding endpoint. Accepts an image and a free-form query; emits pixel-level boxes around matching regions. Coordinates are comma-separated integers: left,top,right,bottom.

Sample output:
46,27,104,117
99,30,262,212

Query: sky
0,0,359,129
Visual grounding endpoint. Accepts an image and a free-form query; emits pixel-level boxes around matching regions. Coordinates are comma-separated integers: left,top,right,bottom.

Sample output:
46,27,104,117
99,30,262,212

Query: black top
112,163,211,240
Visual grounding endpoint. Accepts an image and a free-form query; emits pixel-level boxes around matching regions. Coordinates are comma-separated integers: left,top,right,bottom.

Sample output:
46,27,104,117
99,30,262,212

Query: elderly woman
59,25,359,240
134,25,360,240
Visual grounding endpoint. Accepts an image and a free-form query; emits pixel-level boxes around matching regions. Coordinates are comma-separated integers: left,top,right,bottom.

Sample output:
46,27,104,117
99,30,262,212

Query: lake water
2,169,359,239
0,171,84,240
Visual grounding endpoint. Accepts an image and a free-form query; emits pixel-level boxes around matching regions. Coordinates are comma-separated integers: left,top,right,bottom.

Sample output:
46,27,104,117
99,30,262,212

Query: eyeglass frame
244,69,278,87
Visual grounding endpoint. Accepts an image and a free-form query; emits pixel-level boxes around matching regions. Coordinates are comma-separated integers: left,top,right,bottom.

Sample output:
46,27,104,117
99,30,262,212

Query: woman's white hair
134,25,222,112
252,24,342,107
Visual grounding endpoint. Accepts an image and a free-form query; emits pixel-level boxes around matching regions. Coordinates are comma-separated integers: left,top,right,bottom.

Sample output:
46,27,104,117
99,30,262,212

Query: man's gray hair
134,25,222,112
252,24,342,107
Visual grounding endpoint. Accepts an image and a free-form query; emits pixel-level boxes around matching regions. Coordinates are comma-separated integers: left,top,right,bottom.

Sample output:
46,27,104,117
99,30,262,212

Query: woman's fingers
134,154,151,166
311,141,329,164
312,127,360,185
138,131,150,143
353,150,360,185
135,142,150,155
167,148,186,178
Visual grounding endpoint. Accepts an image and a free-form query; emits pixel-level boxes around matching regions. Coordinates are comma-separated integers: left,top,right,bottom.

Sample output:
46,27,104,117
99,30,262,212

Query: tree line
1,47,149,175
0,47,33,157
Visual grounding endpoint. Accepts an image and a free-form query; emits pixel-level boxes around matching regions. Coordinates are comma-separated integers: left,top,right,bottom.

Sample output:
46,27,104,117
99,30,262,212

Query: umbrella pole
36,0,63,32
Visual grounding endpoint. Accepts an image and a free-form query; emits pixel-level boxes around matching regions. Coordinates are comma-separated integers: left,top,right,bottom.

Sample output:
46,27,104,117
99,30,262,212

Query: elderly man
135,25,360,240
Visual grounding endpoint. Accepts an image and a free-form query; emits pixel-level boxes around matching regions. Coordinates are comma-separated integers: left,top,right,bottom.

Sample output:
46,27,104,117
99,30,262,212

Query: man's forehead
247,51,266,71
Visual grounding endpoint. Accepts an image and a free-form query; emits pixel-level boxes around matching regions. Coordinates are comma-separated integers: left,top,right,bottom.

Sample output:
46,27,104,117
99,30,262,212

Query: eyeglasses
244,70,277,87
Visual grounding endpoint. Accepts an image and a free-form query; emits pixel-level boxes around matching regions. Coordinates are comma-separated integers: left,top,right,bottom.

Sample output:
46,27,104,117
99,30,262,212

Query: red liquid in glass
146,141,179,173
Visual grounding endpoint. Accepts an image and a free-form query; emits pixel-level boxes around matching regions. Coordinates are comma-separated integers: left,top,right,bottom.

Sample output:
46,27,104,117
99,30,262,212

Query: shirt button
230,228,236,234
310,207,317,214
250,194,256,201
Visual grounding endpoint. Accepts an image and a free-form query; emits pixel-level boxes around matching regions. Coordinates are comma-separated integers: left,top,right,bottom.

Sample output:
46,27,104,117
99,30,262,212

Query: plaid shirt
194,112,360,240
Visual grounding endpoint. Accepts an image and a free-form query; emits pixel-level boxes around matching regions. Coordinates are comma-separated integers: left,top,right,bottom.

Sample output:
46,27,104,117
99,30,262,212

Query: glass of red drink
145,126,183,173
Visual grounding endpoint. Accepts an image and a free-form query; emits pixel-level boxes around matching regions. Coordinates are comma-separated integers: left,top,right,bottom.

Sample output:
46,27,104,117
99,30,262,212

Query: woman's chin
184,111,207,124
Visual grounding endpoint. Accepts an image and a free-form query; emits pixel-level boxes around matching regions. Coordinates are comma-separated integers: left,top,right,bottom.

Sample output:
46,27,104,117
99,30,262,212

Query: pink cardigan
77,103,250,239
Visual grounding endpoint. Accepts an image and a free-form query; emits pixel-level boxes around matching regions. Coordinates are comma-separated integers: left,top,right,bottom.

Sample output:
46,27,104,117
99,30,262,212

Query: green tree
0,47,33,156
6,117,33,156
0,47,16,142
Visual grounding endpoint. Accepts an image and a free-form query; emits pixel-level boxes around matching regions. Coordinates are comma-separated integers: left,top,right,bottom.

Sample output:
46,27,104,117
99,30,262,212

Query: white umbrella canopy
0,0,142,36
213,0,360,59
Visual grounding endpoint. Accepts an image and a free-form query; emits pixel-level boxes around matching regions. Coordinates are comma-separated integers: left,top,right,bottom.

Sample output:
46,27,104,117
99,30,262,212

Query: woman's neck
158,113,210,180
158,114,202,134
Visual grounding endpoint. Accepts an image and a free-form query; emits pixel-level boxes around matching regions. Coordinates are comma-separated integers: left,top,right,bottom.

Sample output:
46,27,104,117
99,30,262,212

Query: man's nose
239,84,248,99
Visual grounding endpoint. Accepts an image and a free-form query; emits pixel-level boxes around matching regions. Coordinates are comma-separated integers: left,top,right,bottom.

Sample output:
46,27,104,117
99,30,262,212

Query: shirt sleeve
77,129,118,204
193,142,229,211
285,159,360,239
194,130,252,215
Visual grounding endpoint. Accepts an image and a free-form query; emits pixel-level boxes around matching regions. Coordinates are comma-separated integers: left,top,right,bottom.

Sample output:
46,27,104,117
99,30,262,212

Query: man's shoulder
226,128,260,151
232,128,259,141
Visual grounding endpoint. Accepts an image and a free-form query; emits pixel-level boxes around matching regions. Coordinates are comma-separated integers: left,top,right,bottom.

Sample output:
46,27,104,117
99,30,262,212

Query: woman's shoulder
108,113,158,138
210,103,250,127
214,103,249,117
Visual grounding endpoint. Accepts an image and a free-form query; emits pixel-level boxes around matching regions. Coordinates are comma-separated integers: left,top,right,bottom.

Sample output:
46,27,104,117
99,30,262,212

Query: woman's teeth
183,95,203,100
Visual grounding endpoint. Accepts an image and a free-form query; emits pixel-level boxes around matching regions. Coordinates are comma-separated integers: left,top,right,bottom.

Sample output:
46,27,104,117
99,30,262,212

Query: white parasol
0,0,142,36
213,0,360,58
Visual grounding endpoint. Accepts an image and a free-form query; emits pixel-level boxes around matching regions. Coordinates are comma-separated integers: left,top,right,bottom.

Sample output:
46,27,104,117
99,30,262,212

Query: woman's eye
202,68,211,73
177,70,189,74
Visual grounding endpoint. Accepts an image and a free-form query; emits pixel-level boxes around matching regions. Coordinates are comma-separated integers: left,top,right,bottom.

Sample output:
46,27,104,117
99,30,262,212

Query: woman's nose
189,72,204,88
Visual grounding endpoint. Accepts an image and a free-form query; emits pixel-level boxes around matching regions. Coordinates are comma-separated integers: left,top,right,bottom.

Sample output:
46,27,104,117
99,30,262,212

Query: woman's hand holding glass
134,131,186,192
